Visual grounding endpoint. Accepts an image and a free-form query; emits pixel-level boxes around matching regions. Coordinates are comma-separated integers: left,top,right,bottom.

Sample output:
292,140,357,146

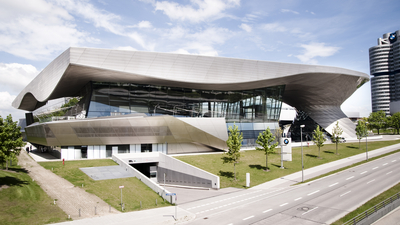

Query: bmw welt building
13,47,369,160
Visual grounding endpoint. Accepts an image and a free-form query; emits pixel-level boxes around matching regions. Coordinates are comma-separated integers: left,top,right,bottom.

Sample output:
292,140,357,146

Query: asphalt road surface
181,152,400,225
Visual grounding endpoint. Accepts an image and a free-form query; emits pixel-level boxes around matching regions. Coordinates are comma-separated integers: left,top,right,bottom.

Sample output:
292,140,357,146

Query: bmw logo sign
389,32,397,43
284,139,289,145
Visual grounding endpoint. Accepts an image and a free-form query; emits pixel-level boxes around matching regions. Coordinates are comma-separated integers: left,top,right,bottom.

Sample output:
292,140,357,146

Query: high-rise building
370,30,400,115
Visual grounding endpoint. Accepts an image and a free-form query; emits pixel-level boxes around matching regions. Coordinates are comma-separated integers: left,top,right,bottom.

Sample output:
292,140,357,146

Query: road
181,151,400,225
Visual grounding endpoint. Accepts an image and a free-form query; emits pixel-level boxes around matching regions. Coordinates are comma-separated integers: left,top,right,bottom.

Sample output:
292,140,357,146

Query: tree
331,122,343,155
223,124,242,180
256,127,278,171
312,125,326,158
368,111,386,134
0,115,24,170
391,112,400,134
355,120,368,149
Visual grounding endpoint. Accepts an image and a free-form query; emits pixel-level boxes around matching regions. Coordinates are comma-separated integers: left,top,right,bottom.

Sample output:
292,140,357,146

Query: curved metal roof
13,47,369,138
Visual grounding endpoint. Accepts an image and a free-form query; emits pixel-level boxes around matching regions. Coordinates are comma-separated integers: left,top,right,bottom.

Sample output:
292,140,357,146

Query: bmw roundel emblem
284,139,289,145
389,32,397,43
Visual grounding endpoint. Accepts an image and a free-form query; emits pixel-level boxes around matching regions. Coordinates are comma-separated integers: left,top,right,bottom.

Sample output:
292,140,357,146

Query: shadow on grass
271,164,282,168
306,154,318,158
219,170,234,178
346,146,358,149
0,176,29,188
323,151,334,154
249,164,266,170
8,168,29,174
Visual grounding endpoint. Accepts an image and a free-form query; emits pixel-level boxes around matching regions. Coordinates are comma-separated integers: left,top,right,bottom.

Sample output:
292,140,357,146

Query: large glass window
86,82,284,123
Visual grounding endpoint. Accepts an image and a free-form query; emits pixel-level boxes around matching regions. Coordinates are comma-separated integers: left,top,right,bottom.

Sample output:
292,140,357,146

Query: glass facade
87,82,284,123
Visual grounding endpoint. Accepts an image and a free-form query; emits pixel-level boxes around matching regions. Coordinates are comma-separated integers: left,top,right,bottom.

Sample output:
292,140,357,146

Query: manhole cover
298,206,310,211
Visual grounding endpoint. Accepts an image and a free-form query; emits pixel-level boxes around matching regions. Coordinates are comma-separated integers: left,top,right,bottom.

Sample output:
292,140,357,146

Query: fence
343,192,400,225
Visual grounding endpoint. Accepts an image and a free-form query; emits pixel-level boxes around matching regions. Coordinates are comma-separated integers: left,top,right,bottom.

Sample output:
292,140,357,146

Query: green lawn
175,140,400,189
39,159,171,212
332,181,400,224
0,165,68,225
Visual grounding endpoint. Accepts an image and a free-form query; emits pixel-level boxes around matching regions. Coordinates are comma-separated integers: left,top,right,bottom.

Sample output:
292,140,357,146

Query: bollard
156,199,157,206
68,215,70,219
79,208,81,217
52,168,53,171
109,204,111,212
140,201,142,209
54,199,56,205
95,206,97,215
82,184,84,187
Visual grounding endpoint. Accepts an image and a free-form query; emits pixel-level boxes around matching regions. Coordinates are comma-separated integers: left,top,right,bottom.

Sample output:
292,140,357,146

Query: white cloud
295,42,341,64
241,13,260,23
0,63,39,93
260,23,287,32
56,0,155,50
0,91,26,120
239,23,252,32
136,21,152,28
114,46,138,51
0,0,92,60
164,26,233,56
281,9,299,15
153,0,240,23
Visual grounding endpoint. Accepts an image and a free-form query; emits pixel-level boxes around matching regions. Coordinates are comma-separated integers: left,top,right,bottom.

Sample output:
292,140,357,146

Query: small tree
0,115,24,170
223,124,242,180
331,122,343,155
312,125,326,158
368,111,386,134
391,112,400,134
355,120,368,149
256,127,278,171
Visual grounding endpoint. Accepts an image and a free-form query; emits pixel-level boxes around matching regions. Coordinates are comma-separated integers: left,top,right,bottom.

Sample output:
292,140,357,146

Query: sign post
166,193,177,220
119,185,124,211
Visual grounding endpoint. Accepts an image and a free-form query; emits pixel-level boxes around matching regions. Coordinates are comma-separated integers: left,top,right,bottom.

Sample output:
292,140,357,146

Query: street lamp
365,122,369,161
300,124,305,183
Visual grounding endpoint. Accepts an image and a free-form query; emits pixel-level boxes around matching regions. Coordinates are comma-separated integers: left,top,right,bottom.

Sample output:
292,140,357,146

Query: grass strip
331,182,400,224
39,159,171,212
295,149,400,185
0,165,68,225
175,140,400,189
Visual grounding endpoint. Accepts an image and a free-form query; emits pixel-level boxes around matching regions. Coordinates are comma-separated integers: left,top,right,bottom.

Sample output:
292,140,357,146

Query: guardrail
343,192,400,225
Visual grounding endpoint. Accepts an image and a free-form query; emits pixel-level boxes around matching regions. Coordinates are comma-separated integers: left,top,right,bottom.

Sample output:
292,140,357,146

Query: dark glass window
141,144,152,152
86,81,284,123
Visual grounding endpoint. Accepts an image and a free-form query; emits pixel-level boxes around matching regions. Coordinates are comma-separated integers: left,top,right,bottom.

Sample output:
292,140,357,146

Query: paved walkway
18,145,121,220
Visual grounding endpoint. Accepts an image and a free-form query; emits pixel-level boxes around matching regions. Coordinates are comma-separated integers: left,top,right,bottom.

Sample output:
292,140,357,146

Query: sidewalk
18,144,121,220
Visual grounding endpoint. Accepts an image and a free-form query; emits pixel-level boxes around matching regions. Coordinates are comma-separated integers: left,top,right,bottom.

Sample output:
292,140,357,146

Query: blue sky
0,0,399,120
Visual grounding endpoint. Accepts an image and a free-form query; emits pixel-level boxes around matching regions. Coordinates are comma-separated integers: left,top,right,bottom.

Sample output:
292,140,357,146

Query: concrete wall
158,153,220,189
112,153,175,204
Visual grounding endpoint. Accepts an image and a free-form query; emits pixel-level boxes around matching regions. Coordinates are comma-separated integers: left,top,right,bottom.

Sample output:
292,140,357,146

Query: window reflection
87,82,284,123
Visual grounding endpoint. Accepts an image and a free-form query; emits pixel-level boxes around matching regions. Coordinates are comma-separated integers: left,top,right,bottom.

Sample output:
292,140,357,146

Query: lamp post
300,125,305,183
366,122,369,161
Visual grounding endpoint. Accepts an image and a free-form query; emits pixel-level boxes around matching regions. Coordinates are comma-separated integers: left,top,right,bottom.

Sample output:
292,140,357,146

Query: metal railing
343,192,400,225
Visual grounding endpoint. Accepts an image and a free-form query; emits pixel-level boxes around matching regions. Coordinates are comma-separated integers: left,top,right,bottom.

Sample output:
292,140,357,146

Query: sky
0,0,399,121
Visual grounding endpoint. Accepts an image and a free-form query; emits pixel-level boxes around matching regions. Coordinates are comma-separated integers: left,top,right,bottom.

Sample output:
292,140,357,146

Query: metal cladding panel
14,47,369,139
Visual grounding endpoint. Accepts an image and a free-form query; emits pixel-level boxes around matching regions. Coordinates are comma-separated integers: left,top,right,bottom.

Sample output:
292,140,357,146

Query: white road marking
360,171,368,174
367,179,375,184
340,191,351,197
308,190,320,196
383,163,388,166
280,203,288,206
329,182,338,187
227,224,233,225
346,176,354,180
387,171,393,175
302,207,318,215
263,209,272,213
294,197,302,201
243,216,254,220
372,167,379,170
392,160,397,162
